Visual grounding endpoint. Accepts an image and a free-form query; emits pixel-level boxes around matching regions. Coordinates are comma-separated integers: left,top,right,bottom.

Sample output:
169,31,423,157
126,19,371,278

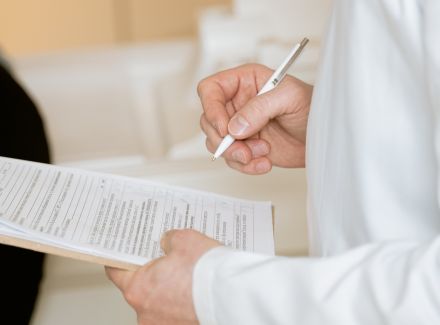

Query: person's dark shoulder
0,63,51,163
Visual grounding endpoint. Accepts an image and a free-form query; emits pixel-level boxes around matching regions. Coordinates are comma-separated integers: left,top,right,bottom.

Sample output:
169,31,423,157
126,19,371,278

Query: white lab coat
193,0,440,324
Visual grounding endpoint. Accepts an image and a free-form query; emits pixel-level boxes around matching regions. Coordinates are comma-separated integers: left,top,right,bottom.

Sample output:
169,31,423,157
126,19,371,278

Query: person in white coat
106,0,440,324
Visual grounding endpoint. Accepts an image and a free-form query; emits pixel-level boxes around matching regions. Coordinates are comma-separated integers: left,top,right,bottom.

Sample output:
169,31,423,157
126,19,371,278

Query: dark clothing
0,63,51,324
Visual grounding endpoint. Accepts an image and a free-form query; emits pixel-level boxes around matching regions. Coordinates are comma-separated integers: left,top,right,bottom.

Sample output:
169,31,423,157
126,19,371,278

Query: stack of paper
0,157,274,270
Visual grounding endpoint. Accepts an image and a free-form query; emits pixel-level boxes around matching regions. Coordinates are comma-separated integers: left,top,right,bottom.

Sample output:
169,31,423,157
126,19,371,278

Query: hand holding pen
212,38,309,161
198,38,313,174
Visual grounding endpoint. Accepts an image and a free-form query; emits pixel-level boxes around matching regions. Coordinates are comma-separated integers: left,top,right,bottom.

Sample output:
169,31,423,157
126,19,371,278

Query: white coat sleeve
193,238,440,325
192,2,440,324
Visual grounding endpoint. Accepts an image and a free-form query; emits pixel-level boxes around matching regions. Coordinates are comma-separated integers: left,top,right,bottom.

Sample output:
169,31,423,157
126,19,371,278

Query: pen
211,37,309,161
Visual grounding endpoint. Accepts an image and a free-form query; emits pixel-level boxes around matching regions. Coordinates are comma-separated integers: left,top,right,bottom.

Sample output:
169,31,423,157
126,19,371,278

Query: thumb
160,229,222,256
160,229,180,255
228,87,287,139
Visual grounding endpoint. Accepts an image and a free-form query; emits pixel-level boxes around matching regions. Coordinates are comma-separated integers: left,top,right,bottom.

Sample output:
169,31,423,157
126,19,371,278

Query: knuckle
225,159,242,172
199,114,206,132
197,78,209,97
249,96,272,123
205,137,215,153
254,97,269,116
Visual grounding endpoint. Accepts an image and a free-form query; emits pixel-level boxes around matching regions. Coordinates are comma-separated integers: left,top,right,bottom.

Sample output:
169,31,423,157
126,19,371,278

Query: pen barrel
256,40,304,96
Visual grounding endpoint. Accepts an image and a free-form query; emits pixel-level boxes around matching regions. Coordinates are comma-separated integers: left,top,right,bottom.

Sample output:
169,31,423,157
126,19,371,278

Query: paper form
0,156,274,265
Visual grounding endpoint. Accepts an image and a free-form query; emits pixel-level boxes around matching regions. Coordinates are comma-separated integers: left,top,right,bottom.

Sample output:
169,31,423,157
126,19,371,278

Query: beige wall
127,0,230,41
0,0,230,56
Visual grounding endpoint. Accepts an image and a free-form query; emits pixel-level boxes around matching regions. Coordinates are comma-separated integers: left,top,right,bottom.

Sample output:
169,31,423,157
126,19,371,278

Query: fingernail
251,143,269,157
232,150,246,163
229,116,249,136
256,161,269,173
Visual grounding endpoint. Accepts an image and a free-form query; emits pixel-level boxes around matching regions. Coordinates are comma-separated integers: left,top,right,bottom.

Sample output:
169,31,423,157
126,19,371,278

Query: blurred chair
12,40,196,165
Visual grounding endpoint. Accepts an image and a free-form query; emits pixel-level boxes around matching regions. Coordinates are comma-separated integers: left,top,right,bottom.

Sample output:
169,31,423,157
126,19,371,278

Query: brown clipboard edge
0,234,140,271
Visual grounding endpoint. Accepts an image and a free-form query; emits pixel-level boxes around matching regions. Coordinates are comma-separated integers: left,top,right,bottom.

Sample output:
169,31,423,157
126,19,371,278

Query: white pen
211,37,309,161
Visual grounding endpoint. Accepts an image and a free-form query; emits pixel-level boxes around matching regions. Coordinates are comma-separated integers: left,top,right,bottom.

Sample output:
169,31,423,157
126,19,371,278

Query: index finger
197,76,233,137
197,65,273,138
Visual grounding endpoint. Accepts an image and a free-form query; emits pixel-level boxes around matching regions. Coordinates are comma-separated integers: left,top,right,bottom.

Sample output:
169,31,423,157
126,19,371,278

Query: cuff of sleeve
192,246,236,325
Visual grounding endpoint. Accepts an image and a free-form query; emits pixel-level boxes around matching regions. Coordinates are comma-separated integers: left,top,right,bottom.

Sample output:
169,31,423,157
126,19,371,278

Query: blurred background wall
0,0,231,56
0,0,332,165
